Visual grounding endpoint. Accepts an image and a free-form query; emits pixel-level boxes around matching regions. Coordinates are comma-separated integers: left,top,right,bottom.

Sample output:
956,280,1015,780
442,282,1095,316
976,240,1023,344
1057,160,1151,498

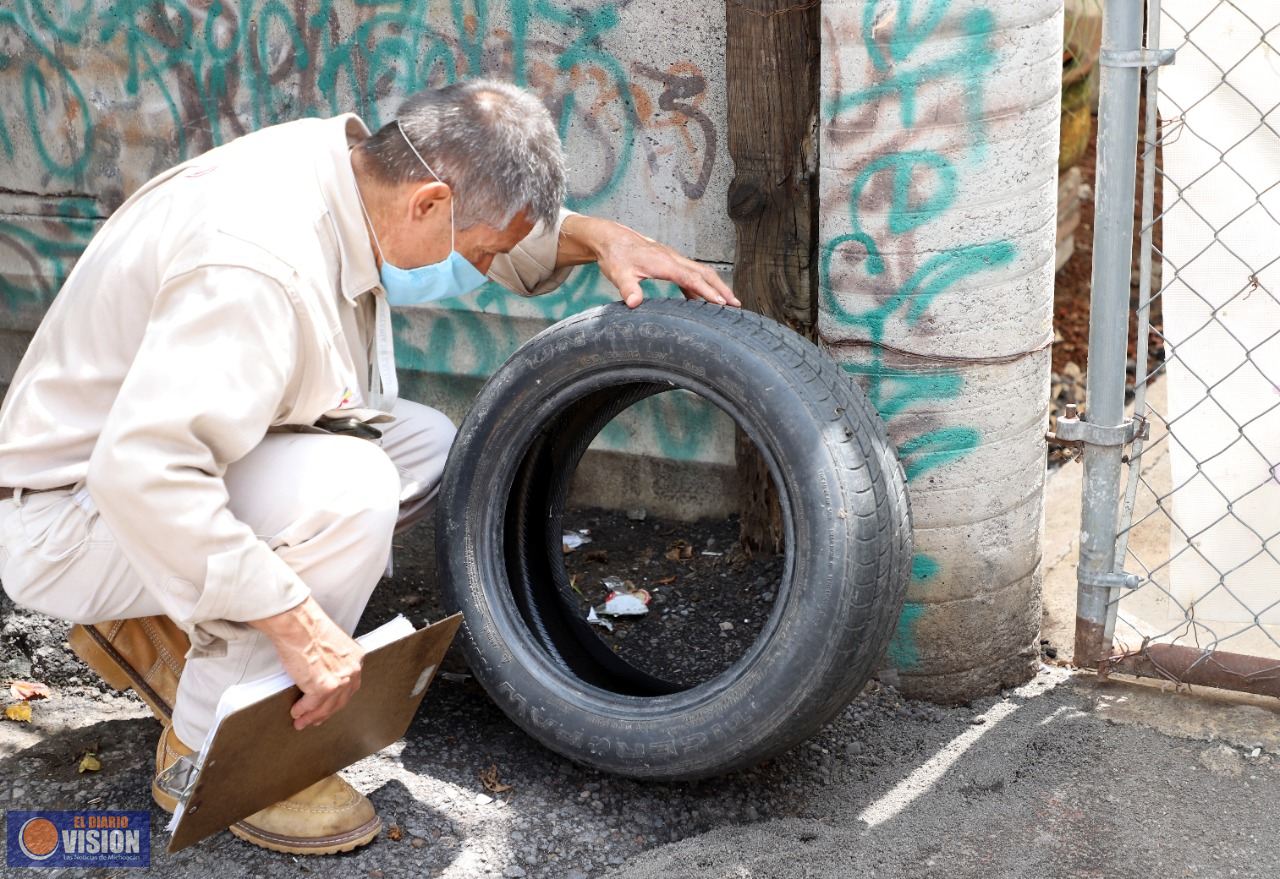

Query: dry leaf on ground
4,702,32,722
664,540,694,561
479,764,514,794
78,752,101,773
9,680,51,701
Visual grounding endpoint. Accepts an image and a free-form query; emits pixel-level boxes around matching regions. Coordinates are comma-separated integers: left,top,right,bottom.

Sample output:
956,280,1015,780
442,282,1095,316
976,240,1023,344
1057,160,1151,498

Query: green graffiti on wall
0,0,720,299
822,0,1018,663
0,0,725,460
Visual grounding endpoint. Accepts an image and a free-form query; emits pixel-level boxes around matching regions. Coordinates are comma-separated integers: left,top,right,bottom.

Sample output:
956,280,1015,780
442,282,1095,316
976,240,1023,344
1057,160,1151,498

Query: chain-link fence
1072,0,1280,697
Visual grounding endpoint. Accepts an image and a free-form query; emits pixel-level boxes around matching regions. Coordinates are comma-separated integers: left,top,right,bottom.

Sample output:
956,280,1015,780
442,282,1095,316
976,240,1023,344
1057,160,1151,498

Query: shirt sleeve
87,264,309,660
486,207,577,297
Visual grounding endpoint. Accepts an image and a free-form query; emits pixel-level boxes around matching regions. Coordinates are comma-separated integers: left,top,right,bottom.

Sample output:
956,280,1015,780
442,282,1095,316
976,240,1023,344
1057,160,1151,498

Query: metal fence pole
1073,0,1145,666
1109,0,1162,644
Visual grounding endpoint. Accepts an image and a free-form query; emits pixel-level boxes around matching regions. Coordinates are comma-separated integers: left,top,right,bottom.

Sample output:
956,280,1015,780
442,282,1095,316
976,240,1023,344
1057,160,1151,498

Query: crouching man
0,79,737,854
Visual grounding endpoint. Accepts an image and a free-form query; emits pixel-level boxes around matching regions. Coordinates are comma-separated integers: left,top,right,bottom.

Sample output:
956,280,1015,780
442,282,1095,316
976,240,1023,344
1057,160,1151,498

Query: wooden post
725,0,821,554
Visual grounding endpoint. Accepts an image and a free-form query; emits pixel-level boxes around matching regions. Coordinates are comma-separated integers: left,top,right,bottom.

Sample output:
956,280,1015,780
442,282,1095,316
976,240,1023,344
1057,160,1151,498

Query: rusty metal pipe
1101,643,1280,699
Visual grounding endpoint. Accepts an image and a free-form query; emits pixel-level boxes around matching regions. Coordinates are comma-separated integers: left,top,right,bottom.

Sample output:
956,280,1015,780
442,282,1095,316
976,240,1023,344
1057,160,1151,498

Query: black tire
435,299,912,780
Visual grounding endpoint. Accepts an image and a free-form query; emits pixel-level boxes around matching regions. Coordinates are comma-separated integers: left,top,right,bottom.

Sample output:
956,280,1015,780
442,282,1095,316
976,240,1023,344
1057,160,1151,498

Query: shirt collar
315,113,380,303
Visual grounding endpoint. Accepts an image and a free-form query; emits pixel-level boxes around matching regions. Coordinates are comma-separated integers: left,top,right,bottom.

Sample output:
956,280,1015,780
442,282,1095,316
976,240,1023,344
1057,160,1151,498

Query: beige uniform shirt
0,113,571,657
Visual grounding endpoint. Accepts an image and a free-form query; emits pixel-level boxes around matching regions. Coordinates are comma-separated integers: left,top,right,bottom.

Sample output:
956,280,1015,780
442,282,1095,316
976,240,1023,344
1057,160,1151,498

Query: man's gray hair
360,79,566,230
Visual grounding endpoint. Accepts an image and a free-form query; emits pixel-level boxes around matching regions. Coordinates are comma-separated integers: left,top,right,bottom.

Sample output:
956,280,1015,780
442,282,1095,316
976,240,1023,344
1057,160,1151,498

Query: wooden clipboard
166,613,462,853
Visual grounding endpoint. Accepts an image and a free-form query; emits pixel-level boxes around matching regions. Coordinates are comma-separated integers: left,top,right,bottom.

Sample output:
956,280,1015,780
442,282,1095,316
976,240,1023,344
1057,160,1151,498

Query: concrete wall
820,0,1061,701
0,0,738,517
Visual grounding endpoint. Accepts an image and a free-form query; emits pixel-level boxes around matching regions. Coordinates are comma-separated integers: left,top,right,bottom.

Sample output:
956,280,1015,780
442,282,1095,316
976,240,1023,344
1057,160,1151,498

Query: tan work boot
69,616,189,722
228,775,382,855
151,724,381,854
152,723,197,813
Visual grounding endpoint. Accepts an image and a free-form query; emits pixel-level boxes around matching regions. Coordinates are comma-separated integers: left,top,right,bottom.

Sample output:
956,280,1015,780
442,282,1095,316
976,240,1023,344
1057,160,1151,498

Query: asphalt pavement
3,519,1279,878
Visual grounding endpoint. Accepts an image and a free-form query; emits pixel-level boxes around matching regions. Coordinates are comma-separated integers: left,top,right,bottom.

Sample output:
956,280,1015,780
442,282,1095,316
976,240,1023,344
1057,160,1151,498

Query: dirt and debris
585,607,613,633
562,532,591,552
561,507,783,689
599,583,650,619
0,588,91,689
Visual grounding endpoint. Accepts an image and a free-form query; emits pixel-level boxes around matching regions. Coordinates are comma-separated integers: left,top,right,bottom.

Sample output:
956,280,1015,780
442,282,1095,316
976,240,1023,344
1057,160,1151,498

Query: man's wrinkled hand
248,595,364,730
559,215,741,310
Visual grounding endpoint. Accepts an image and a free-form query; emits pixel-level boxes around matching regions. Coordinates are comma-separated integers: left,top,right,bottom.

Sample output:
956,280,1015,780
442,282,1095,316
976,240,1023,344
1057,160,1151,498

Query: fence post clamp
1100,47,1176,68
1078,569,1142,591
1047,411,1149,450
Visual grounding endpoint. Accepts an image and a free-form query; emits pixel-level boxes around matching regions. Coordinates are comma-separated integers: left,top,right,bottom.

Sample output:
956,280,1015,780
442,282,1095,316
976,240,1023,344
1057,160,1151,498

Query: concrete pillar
819,0,1061,701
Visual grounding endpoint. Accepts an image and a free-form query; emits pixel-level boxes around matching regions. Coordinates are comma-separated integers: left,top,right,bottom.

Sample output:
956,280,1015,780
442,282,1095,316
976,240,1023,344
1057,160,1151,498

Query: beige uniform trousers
0,397,455,748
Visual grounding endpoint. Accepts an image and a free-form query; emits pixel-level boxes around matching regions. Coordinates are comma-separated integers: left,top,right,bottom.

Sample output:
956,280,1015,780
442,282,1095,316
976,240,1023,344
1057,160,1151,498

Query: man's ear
408,180,451,222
